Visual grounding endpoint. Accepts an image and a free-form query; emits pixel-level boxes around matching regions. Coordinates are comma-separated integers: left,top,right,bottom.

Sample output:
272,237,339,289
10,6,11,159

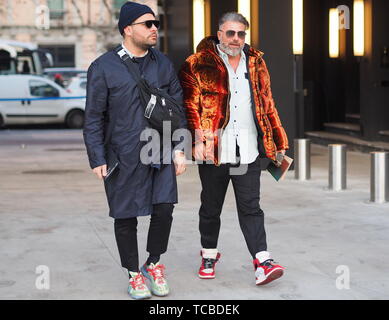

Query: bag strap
103,45,142,146
114,45,179,107
115,44,143,82
113,45,181,120
116,44,153,103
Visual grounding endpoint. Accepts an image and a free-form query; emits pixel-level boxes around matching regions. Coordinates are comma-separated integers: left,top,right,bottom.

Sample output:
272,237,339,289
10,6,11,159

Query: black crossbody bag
103,46,183,180
115,45,182,133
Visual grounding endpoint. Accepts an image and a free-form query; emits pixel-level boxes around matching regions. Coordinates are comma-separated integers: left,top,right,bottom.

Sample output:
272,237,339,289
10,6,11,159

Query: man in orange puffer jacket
179,12,289,286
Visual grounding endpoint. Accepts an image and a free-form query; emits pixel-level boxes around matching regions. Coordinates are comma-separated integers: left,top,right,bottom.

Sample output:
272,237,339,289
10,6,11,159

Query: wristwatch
276,152,284,163
273,152,284,166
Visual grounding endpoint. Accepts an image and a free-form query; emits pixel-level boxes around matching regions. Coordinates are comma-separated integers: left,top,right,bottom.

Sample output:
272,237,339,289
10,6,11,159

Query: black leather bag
115,45,182,133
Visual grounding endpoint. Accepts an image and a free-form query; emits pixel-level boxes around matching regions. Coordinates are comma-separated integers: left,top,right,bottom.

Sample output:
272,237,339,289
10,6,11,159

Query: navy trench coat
83,47,187,219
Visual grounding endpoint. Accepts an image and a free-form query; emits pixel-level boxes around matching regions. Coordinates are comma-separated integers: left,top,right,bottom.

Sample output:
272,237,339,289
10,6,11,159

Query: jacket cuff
277,145,289,151
87,148,106,169
89,159,107,170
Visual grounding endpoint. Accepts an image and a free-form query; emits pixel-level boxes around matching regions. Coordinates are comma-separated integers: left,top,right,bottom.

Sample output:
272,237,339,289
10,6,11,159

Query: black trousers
198,156,267,259
114,203,174,271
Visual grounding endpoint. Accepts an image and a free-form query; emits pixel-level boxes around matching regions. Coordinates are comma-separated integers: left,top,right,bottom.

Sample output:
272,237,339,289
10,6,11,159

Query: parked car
0,74,86,128
66,76,87,96
43,67,87,87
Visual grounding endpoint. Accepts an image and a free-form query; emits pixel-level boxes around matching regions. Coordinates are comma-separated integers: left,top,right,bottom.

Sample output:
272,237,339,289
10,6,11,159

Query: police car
66,76,87,96
0,74,86,128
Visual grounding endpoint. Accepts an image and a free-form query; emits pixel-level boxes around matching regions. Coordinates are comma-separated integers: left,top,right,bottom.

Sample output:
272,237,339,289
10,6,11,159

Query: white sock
255,251,271,264
202,248,218,259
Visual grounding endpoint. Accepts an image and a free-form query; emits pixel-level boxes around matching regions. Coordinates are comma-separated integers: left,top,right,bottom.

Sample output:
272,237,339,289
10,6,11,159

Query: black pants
114,203,174,271
198,156,267,259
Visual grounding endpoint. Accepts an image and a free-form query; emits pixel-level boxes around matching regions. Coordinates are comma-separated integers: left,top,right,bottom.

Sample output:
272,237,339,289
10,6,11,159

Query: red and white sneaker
198,249,221,279
253,251,285,285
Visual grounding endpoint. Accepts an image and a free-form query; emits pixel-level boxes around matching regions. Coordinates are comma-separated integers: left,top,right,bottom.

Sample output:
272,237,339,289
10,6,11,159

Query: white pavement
0,129,388,300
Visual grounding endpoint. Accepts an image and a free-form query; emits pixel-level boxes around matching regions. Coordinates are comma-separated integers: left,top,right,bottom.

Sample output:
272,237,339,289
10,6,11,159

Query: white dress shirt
217,45,259,164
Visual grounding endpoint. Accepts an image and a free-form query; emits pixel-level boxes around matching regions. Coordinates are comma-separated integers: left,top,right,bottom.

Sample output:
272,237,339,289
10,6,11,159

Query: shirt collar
121,42,148,59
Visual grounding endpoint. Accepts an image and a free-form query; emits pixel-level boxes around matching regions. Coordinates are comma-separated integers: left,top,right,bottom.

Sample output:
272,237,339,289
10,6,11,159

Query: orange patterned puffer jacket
179,36,289,165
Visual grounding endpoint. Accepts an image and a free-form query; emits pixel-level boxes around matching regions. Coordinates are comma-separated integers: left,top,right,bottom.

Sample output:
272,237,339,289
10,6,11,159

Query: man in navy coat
83,1,187,300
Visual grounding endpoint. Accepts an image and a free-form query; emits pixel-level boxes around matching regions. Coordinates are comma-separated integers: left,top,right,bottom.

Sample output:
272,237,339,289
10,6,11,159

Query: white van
0,75,86,128
0,39,54,75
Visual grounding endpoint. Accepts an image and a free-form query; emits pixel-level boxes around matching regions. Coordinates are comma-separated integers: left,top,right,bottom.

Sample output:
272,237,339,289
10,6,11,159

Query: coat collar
116,43,157,60
121,42,149,58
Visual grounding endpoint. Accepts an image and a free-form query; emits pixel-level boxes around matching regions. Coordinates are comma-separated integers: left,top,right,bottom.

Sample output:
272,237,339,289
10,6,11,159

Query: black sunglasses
219,30,247,39
130,20,160,29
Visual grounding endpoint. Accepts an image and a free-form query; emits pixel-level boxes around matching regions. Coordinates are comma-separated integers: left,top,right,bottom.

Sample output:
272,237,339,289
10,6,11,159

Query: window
48,0,65,19
38,45,75,67
29,80,59,97
114,0,127,19
157,0,166,53
17,58,33,74
80,81,87,90
0,50,14,74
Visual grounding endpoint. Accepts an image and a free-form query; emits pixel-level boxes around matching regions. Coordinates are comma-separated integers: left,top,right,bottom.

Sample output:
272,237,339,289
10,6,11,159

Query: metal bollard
294,139,311,180
328,144,347,191
370,152,389,203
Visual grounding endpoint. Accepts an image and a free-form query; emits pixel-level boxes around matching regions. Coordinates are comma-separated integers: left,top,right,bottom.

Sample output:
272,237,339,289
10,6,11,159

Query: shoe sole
128,291,152,300
256,268,284,285
140,267,169,297
198,274,215,279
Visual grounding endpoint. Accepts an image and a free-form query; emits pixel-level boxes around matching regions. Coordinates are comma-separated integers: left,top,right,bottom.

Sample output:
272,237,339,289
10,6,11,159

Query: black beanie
118,1,155,35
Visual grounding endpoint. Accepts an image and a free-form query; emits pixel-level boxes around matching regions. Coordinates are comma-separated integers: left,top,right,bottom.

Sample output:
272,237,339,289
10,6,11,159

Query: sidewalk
0,130,388,300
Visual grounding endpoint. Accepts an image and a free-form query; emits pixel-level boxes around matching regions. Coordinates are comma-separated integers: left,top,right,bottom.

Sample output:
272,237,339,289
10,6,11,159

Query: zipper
207,48,231,166
250,56,276,158
208,48,231,130
222,86,231,130
251,58,264,130
219,64,231,167
221,64,231,130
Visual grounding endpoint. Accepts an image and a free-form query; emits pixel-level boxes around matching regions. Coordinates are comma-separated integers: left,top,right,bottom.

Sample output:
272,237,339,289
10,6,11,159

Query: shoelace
131,274,147,290
260,259,275,268
150,265,166,284
203,258,217,269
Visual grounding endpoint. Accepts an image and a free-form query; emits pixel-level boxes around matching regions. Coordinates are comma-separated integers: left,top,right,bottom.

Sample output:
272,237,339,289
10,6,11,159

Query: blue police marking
0,96,86,101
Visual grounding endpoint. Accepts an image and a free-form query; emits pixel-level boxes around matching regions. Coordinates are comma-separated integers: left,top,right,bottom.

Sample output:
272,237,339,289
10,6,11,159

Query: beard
219,41,244,57
133,34,158,50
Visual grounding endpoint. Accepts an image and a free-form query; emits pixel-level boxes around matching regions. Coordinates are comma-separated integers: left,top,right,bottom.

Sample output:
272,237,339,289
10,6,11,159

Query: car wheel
66,110,84,129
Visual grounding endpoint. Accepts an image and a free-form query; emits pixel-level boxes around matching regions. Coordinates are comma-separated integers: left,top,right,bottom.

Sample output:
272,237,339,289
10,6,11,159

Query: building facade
165,0,389,147
1,0,387,148
0,0,158,69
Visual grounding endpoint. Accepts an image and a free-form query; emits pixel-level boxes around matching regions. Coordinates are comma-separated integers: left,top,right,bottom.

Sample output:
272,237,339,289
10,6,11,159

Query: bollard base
323,187,349,192
363,199,389,205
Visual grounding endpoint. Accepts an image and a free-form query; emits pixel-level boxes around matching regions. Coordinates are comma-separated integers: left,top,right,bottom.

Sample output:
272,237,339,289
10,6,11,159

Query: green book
267,155,293,181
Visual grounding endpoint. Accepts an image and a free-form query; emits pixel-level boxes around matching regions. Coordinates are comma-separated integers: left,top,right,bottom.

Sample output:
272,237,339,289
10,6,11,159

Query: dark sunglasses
130,20,160,29
220,30,247,39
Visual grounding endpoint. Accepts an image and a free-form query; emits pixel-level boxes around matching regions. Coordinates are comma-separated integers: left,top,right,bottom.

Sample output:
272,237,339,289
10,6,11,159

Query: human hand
174,151,186,176
92,164,107,180
193,142,206,161
273,150,286,167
